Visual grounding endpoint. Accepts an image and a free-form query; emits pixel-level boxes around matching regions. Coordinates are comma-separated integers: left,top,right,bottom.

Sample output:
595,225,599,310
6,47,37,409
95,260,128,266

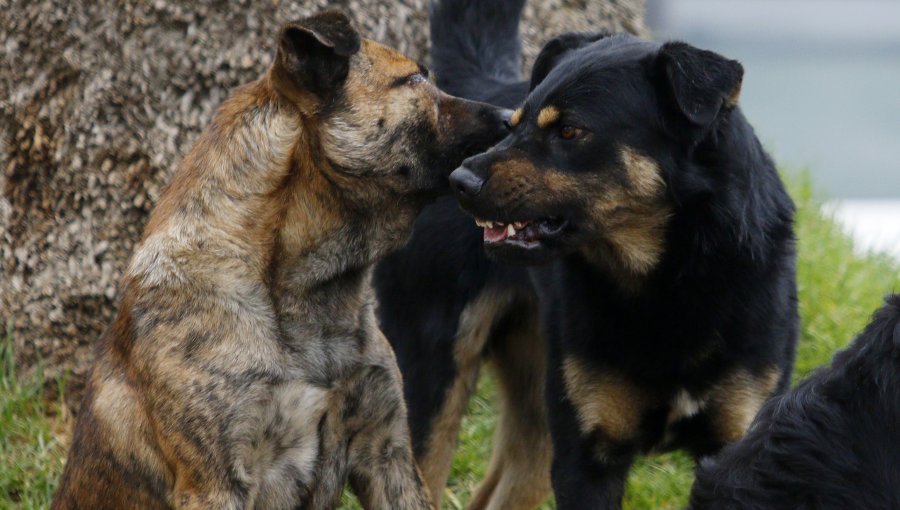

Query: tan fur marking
709,367,782,442
562,357,649,442
418,291,516,502
603,207,670,276
509,108,523,128
536,105,560,129
621,146,665,198
726,77,743,108
578,147,672,284
470,296,552,510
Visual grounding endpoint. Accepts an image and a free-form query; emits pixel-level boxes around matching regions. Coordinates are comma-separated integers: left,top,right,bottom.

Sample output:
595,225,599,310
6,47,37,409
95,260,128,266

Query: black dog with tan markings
377,1,798,508
52,11,509,510
449,28,799,510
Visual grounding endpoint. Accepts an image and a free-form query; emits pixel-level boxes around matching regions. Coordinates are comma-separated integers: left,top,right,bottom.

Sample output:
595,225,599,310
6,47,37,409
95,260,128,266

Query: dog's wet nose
449,166,485,197
499,109,515,130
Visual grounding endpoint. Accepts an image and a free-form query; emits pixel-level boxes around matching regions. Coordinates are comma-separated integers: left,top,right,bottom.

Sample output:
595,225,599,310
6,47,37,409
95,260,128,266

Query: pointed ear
274,11,361,102
530,32,609,91
655,42,743,127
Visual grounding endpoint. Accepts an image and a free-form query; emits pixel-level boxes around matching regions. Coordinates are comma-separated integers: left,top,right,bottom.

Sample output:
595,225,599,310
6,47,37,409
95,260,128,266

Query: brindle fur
53,11,507,510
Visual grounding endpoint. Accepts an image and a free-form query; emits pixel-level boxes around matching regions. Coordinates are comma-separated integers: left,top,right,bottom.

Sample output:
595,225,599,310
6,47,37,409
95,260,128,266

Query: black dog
375,1,552,508
377,1,799,508
689,294,900,510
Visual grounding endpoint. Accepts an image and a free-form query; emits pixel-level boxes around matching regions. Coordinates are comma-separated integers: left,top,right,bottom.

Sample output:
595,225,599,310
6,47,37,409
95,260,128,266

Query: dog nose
449,166,485,197
499,109,515,130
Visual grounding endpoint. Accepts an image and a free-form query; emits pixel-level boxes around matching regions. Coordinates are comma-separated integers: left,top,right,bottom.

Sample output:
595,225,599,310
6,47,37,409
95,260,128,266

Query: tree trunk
0,0,645,409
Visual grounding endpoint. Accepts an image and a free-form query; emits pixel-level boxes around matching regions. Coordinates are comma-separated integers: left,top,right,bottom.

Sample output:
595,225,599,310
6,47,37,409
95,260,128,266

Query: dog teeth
474,219,526,237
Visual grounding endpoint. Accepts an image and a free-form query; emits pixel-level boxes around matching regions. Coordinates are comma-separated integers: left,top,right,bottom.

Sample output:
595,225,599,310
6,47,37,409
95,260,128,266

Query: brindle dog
52,11,509,510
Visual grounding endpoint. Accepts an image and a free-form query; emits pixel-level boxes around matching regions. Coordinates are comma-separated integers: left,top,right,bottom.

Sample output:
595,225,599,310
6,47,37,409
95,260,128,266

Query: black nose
449,166,485,197
499,108,515,130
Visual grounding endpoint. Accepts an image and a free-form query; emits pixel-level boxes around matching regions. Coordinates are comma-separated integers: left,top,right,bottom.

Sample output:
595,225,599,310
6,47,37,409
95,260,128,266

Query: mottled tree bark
0,0,645,408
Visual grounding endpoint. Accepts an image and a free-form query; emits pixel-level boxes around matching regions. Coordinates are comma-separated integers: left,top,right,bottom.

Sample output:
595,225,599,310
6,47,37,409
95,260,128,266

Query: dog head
271,11,510,202
449,33,743,271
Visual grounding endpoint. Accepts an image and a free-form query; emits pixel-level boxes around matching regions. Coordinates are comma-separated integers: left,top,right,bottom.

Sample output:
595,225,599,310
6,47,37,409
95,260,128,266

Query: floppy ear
274,11,361,101
529,32,609,91
655,42,743,127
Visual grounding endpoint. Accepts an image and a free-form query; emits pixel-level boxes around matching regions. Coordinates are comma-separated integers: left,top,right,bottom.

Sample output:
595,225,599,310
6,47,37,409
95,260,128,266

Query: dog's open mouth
474,217,568,248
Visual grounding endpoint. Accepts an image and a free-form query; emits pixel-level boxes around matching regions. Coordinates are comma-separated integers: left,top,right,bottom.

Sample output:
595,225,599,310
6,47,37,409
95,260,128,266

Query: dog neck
130,76,414,342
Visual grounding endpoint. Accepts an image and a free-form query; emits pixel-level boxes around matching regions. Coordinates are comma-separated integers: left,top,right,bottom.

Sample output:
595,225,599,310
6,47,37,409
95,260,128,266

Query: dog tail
429,0,527,99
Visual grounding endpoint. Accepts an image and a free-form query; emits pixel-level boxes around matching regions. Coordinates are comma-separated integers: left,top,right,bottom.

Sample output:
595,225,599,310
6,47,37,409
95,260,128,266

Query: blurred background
648,0,900,258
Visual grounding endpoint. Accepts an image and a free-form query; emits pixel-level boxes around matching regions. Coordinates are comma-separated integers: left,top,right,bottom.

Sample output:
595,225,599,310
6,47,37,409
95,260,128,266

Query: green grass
0,336,68,509
3,173,899,509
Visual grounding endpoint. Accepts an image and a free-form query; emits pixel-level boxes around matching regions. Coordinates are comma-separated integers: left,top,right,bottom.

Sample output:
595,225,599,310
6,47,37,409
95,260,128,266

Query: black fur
455,30,798,508
375,0,531,462
689,295,900,510
277,11,361,101
379,1,799,508
428,0,529,103
529,32,609,91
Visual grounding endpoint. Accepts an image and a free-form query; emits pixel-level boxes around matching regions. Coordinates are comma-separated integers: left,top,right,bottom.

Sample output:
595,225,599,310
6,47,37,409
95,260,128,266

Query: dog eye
559,125,584,140
407,73,427,85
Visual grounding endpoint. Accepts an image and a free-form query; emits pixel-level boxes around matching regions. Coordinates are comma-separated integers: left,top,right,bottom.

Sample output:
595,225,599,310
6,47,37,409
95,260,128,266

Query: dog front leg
547,353,642,510
546,398,635,510
344,362,435,510
550,445,632,510
172,477,247,510
469,307,551,510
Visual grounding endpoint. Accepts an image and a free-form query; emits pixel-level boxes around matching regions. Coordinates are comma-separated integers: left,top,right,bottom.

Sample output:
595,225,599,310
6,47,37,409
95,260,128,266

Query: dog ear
274,11,361,102
654,42,743,127
530,32,609,91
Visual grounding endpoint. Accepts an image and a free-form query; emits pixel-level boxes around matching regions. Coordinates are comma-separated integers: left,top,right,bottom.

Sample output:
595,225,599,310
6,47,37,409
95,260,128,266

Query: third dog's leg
468,300,552,510
403,289,516,502
416,343,482,502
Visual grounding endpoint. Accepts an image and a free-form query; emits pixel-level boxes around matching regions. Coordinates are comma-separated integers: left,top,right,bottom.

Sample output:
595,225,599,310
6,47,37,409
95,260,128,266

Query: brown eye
559,125,584,140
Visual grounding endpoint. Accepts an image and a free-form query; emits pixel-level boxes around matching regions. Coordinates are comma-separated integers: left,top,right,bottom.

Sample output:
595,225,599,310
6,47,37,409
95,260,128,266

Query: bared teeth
475,219,531,236
475,218,539,236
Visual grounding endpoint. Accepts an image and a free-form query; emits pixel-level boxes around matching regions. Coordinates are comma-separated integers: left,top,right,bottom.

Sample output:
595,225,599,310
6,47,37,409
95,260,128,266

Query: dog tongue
483,224,508,243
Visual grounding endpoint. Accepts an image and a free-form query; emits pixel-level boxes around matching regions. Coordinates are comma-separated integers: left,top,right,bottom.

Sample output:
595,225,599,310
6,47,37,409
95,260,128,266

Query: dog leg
416,345,482,502
172,479,246,510
384,299,483,502
546,350,642,510
468,301,551,510
546,403,634,510
346,334,435,510
551,445,632,510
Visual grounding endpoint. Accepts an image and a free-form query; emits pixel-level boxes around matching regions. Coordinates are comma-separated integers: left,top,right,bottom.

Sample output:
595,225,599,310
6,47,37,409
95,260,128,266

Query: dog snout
499,108,515,131
449,166,485,198
483,106,514,135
